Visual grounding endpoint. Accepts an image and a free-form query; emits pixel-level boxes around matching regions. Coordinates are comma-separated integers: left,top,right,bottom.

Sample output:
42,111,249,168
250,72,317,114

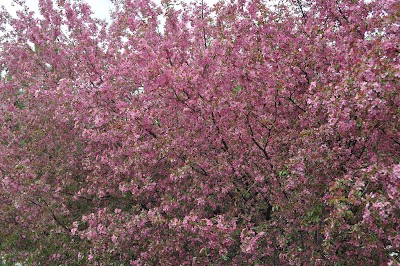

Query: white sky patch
1,0,220,21
0,0,39,18
91,0,221,21
84,0,114,21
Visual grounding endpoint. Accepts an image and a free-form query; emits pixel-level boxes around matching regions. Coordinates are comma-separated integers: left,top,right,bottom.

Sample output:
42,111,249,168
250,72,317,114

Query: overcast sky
1,0,219,21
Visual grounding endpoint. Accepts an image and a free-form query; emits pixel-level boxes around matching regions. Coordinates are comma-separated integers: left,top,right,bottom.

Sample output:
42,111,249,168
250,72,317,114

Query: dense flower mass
0,0,399,264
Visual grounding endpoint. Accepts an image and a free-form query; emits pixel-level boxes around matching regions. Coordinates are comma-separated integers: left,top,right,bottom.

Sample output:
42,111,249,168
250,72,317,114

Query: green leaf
233,85,242,94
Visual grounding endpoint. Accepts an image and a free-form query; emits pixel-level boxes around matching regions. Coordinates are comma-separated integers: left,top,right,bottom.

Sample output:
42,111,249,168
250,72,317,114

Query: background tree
0,0,399,264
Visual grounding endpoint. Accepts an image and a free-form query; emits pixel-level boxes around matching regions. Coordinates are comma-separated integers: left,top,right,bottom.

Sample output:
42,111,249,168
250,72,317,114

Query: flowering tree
0,0,399,264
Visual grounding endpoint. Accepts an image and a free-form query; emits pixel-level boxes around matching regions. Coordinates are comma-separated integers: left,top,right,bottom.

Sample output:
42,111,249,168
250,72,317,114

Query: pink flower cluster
0,0,398,264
